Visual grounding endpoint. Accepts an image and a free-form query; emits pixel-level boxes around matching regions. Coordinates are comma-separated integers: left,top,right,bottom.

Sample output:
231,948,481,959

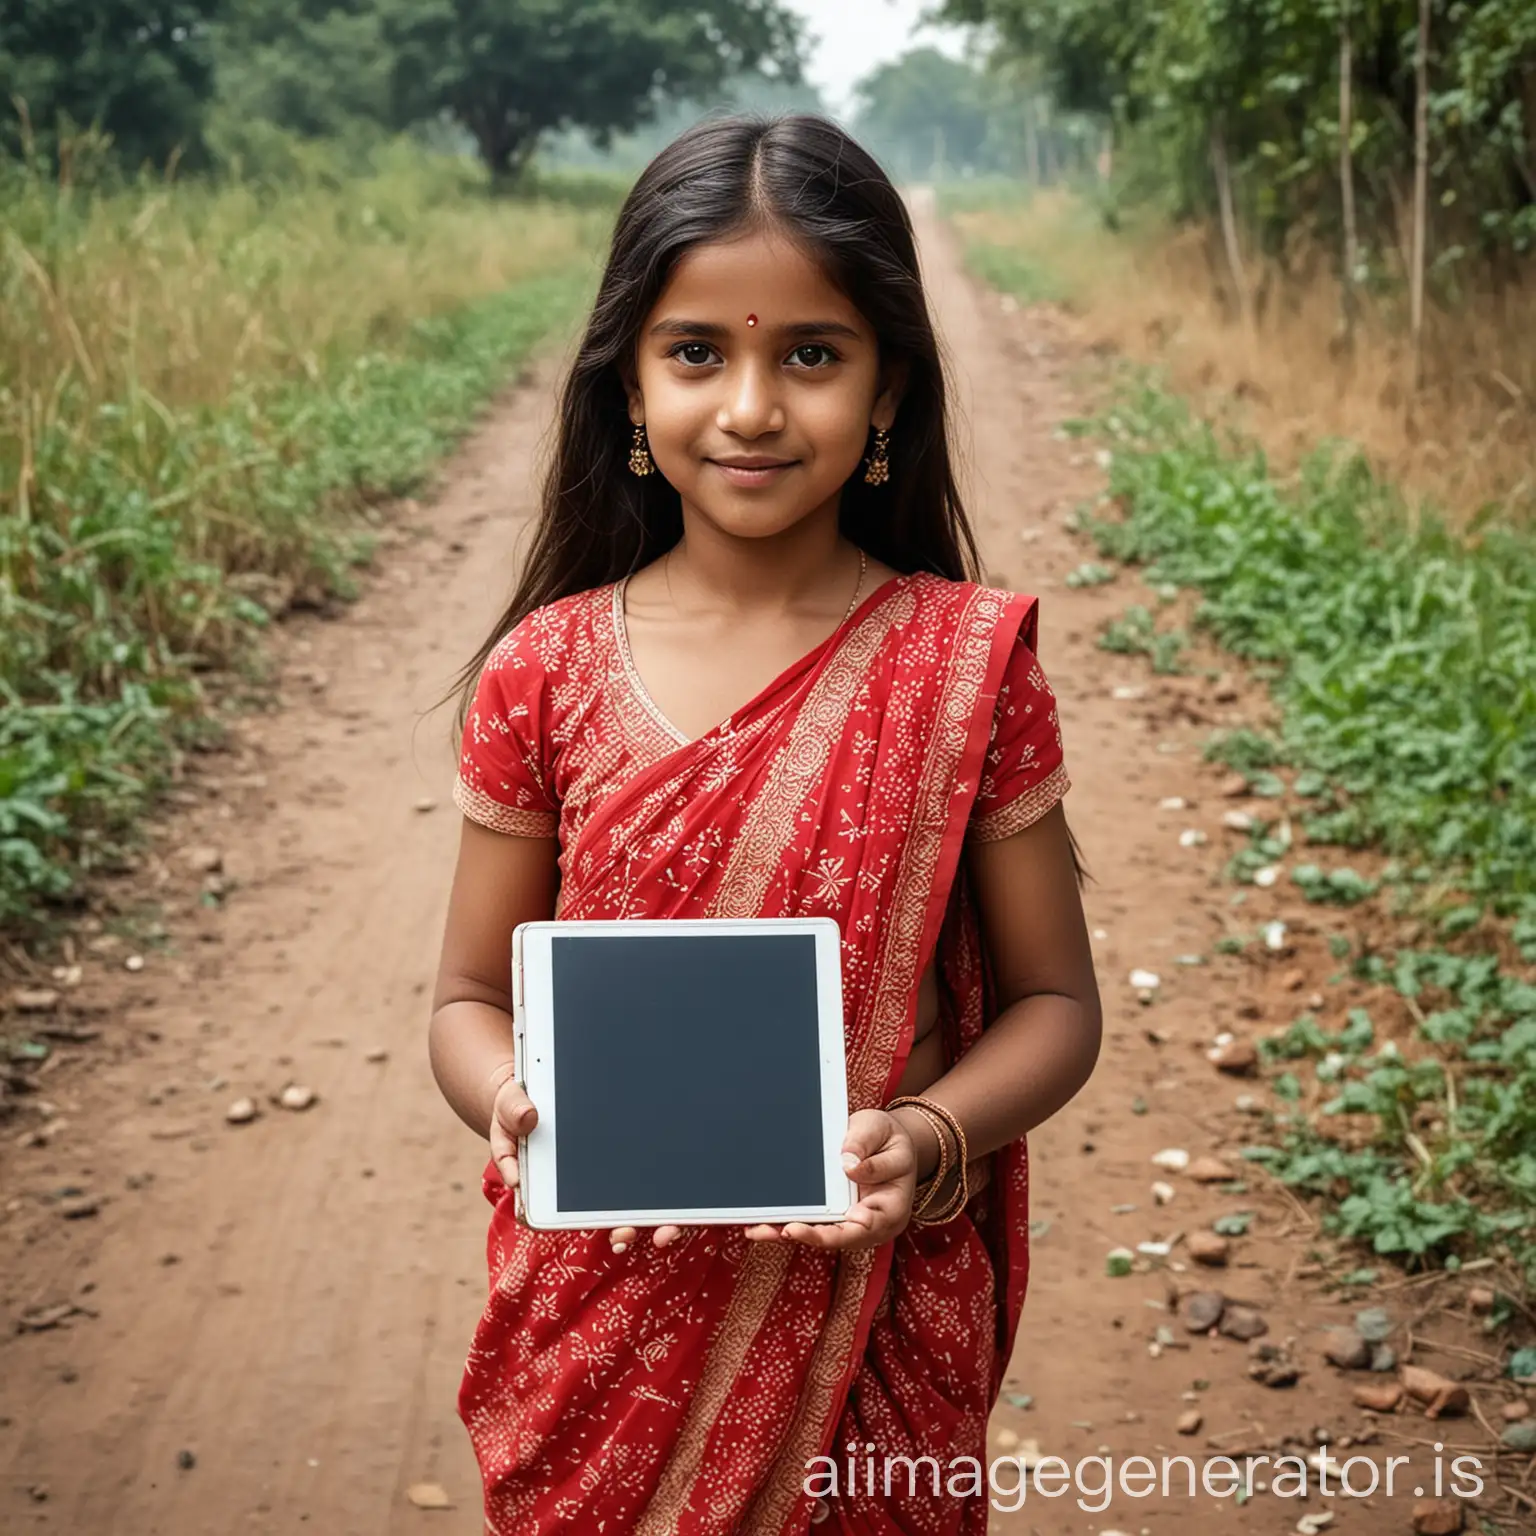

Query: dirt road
1,202,1502,1534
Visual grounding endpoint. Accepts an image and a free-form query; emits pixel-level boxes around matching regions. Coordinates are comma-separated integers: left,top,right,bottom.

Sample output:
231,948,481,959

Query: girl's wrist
889,1105,942,1181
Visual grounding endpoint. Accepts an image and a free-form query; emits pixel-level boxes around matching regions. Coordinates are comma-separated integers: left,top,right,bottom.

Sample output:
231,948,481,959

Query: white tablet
510,917,854,1230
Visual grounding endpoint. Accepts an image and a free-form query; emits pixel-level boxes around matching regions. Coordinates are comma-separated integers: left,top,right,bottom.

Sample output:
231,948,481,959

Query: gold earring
628,424,654,477
863,426,890,486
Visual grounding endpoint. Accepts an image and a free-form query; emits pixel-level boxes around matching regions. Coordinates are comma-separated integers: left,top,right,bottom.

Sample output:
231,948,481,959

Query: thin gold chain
841,546,868,626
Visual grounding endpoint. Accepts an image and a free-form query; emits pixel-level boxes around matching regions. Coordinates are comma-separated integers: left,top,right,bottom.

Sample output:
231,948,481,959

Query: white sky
782,0,973,116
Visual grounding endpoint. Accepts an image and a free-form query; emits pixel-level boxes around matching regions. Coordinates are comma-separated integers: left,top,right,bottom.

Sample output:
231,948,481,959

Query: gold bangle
887,1095,970,1224
904,1105,954,1217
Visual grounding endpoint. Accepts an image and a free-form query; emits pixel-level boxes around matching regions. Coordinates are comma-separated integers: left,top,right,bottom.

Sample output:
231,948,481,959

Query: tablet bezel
512,917,854,1230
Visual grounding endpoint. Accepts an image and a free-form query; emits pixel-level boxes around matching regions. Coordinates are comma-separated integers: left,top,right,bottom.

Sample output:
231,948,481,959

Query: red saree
453,571,1070,1535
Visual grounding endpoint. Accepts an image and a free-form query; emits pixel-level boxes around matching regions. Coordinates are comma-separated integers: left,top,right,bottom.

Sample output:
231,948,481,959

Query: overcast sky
782,0,973,116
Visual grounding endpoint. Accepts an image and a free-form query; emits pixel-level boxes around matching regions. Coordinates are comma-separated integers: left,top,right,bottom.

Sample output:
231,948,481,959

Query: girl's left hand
745,1107,917,1251
604,1109,918,1255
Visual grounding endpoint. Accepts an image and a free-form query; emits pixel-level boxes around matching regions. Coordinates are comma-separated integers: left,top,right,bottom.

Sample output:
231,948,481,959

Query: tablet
510,917,854,1230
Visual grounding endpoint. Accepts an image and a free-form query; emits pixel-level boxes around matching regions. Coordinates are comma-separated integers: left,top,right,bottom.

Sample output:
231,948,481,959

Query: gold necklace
840,547,868,626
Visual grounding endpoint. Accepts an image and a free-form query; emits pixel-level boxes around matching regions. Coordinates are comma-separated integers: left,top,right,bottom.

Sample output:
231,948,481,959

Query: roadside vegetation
950,202,1536,1300
0,142,618,931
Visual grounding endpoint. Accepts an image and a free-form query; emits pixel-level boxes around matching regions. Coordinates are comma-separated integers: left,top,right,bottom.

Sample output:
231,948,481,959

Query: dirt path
0,204,1494,1534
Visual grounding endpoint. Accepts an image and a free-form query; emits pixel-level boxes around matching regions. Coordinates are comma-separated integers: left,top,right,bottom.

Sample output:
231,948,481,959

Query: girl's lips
709,459,798,487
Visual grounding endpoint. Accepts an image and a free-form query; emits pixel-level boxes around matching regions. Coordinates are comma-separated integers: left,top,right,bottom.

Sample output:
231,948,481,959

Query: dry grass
1,145,598,421
952,190,1536,525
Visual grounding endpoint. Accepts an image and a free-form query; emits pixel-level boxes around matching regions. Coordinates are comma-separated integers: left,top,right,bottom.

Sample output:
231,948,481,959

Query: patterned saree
453,571,1069,1535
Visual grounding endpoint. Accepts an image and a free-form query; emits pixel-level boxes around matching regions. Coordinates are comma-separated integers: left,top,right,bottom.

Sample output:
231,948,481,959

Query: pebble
1111,685,1146,701
1252,866,1280,888
1159,796,1188,811
1467,1285,1496,1313
1354,1305,1393,1342
1180,1291,1226,1333
1502,1399,1530,1422
1220,809,1254,832
1400,1365,1470,1418
1175,1409,1202,1435
125,955,145,973
364,1047,389,1064
1129,969,1161,991
1411,1497,1465,1535
1262,920,1289,952
1187,1156,1236,1184
1178,829,1207,848
58,1195,101,1220
1217,1306,1268,1342
184,847,223,874
1351,1381,1404,1412
225,1097,259,1126
1151,1181,1176,1206
407,1483,453,1510
1186,1231,1230,1267
1213,681,1239,703
1219,773,1249,798
12,988,60,1013
993,1427,1019,1451
1370,1343,1397,1373
177,1449,196,1471
1501,1420,1536,1452
278,1084,317,1112
1152,1148,1190,1173
1322,1329,1372,1370
1210,1039,1258,1075
414,797,438,814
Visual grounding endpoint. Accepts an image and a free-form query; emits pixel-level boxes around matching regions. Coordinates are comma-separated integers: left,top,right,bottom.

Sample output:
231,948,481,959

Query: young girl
431,113,1102,1535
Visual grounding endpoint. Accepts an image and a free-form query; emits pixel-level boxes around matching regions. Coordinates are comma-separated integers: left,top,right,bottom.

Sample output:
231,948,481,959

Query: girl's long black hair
454,112,980,708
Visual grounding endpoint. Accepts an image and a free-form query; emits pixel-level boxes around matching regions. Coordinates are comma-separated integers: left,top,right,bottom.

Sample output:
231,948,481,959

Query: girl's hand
743,1108,919,1251
489,1075,537,1191
605,1109,921,1257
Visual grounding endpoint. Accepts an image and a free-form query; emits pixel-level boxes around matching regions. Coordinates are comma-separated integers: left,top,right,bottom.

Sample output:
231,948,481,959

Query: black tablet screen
549,932,828,1212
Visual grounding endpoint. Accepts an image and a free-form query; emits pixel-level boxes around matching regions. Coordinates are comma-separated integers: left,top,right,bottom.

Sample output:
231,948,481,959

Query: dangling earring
628,424,655,477
863,426,891,486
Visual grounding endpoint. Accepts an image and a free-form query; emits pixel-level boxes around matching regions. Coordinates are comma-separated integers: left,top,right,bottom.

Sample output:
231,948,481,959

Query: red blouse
454,576,1069,857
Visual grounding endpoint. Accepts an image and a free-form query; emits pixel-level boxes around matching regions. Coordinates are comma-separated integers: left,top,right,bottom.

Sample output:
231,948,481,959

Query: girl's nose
716,362,785,438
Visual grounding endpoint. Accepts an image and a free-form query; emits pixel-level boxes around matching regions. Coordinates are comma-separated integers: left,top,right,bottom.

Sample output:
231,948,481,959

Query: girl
431,114,1102,1535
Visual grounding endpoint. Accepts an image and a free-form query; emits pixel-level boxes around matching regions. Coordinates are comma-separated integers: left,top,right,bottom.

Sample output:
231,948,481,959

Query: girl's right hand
489,1075,537,1190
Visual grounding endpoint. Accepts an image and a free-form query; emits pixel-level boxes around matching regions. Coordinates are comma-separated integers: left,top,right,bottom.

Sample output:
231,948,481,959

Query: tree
852,48,993,180
210,0,394,145
380,0,805,184
1,0,223,170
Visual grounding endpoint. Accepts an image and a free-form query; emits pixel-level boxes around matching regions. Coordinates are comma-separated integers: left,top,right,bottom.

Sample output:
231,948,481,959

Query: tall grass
0,143,618,932
942,186,1536,528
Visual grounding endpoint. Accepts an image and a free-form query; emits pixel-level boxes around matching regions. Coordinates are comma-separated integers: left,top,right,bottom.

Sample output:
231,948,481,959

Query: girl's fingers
610,1225,638,1252
845,1146,911,1184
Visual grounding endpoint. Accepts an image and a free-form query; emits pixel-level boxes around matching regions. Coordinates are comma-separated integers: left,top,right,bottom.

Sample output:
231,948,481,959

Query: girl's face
626,228,903,542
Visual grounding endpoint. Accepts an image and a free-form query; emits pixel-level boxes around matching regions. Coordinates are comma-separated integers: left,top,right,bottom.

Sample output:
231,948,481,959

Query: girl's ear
872,358,910,432
619,363,644,425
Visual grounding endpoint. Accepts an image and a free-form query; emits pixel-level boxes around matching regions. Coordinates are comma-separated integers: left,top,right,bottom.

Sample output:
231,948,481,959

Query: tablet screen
549,931,827,1213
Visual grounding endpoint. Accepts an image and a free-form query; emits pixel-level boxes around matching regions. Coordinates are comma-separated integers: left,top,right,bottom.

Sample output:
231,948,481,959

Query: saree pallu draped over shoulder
459,576,1045,1536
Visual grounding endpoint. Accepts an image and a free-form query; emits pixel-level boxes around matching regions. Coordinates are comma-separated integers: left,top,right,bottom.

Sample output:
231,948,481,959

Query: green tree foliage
940,0,1536,261
852,48,995,178
211,0,393,148
380,0,805,183
0,0,223,170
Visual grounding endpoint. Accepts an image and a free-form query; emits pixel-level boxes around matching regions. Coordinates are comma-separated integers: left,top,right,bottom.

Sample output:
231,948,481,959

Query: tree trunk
1339,2,1360,347
1210,116,1253,332
1024,99,1040,186
1410,0,1431,390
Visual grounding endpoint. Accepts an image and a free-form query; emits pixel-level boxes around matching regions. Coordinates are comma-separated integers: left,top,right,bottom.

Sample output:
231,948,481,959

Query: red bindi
746,313,758,327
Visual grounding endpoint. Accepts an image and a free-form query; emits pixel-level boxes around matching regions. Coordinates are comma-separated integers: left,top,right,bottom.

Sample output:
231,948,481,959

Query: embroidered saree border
739,585,1013,1536
632,585,915,1536
453,778,559,838
967,761,1071,843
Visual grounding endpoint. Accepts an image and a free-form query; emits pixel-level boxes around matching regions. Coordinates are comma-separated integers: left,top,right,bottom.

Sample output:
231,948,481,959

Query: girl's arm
889,802,1102,1180
430,820,558,1146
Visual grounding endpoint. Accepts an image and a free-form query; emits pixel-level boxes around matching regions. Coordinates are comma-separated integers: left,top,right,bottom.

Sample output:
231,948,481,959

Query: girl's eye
789,344,838,369
671,342,719,367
